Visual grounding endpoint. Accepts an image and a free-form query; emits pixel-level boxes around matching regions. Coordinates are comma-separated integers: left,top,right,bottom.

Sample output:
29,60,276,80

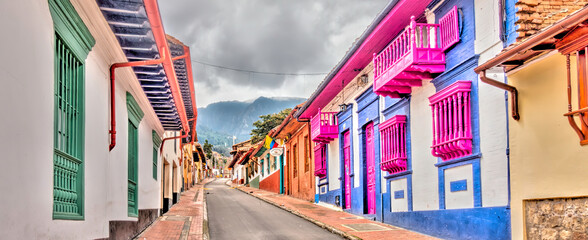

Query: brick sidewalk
231,182,438,240
136,178,214,240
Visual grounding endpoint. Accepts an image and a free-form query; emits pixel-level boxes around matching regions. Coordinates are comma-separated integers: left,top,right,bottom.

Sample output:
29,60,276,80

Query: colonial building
476,3,588,239
0,0,198,239
295,0,511,238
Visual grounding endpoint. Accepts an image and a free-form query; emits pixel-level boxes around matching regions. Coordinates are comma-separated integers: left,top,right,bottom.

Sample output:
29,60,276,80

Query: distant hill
196,96,305,155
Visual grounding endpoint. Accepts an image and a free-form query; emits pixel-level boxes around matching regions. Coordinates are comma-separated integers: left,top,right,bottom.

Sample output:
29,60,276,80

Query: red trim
144,0,189,132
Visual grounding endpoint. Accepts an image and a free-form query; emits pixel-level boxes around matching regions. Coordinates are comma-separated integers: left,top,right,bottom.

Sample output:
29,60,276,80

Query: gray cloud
159,0,389,107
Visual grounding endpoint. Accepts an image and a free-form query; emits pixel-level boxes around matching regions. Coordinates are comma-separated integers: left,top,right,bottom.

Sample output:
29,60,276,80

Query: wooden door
365,123,376,214
344,131,351,209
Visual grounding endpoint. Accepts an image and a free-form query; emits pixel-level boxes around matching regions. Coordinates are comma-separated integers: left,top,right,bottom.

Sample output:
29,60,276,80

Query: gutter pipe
160,118,197,154
170,46,199,145
109,57,165,151
144,0,189,132
474,6,588,120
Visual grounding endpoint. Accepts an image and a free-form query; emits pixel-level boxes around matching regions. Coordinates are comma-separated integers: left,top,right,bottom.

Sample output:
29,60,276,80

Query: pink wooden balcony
429,81,472,161
379,115,407,174
311,109,338,143
373,7,459,98
314,143,327,178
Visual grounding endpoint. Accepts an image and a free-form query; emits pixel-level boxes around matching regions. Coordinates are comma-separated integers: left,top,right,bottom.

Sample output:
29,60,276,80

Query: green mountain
196,97,305,155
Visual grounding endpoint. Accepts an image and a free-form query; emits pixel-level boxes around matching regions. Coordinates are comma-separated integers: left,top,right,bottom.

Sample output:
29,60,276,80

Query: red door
344,131,351,209
366,123,376,214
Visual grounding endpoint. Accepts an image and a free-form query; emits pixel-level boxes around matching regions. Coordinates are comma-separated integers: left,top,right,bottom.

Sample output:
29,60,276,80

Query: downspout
170,46,199,145
144,0,189,133
160,118,197,154
478,70,520,120
109,57,166,151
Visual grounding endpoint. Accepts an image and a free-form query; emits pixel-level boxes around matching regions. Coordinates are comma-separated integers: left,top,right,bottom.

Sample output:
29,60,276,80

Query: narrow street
205,179,342,240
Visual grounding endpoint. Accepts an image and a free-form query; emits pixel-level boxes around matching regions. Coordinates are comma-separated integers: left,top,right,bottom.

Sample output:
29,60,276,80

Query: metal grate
53,35,84,217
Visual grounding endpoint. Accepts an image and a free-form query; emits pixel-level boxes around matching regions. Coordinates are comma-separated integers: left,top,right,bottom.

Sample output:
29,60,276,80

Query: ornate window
379,115,408,174
429,81,472,161
314,143,327,178
50,0,95,220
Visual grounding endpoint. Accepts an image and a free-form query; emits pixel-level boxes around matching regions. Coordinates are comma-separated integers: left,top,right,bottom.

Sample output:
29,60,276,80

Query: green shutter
152,131,161,180
152,147,158,180
128,121,138,217
50,0,94,220
126,93,142,217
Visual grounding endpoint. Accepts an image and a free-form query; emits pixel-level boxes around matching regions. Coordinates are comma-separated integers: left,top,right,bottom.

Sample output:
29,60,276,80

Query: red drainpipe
160,118,197,153
144,0,189,133
109,0,192,151
170,46,199,145
109,57,165,151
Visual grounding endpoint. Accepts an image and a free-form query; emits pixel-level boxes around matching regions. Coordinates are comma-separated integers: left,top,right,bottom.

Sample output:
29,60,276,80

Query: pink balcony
373,7,459,98
379,115,407,174
314,143,327,178
311,109,338,143
429,81,472,161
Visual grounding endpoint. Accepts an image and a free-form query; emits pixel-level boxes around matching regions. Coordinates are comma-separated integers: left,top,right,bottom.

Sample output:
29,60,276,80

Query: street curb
232,185,361,240
202,179,213,240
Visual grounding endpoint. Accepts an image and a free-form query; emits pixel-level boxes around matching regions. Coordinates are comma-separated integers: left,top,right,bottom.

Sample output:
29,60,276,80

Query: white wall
409,81,439,211
0,0,168,238
444,165,474,209
327,138,340,190
474,0,509,208
390,178,408,212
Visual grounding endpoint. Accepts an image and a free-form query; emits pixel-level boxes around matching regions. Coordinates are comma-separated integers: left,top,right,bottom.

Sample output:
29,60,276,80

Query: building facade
295,0,511,239
0,0,198,239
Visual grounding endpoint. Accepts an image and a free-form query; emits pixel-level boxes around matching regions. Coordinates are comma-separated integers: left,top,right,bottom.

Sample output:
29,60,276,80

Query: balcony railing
379,115,407,174
373,6,459,98
429,80,472,161
314,143,327,178
311,109,338,143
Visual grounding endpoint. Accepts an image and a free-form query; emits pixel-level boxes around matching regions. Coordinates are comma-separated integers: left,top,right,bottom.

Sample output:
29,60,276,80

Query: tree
203,139,213,160
250,108,292,143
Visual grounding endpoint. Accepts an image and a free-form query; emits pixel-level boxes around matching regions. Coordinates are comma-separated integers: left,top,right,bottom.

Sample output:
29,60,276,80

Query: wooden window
50,0,95,220
152,131,161,180
128,121,139,217
304,135,310,172
314,143,327,178
293,144,298,177
429,81,472,161
126,92,144,217
379,115,407,174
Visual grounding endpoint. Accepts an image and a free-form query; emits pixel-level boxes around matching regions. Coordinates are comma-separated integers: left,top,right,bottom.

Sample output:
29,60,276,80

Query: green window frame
152,131,162,180
50,0,94,220
127,92,144,217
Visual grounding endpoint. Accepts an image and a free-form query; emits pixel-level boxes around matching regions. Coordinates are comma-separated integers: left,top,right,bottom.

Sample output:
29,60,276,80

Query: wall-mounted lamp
360,74,369,84
339,103,347,112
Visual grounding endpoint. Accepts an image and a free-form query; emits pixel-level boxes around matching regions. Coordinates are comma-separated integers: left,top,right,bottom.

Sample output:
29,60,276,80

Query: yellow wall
508,53,588,239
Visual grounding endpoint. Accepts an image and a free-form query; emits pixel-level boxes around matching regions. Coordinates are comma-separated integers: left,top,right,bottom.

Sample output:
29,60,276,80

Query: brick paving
136,178,213,240
231,182,438,240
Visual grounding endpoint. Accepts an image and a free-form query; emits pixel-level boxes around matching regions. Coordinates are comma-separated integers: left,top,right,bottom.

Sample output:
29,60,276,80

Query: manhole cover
340,216,363,219
292,204,317,209
342,223,393,232
163,216,190,221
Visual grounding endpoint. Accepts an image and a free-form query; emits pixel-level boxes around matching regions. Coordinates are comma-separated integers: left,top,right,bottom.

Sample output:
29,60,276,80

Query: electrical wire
190,59,329,76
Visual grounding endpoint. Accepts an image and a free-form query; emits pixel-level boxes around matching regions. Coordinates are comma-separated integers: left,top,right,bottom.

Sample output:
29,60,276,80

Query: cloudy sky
158,0,389,108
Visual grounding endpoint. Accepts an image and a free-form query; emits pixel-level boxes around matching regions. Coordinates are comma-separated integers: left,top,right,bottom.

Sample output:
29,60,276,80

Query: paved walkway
136,178,214,240
230,182,438,240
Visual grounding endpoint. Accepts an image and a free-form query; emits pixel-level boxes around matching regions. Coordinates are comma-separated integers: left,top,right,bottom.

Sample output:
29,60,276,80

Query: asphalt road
206,179,343,240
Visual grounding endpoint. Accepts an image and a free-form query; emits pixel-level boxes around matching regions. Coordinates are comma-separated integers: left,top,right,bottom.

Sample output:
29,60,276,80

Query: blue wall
385,207,510,240
354,88,381,218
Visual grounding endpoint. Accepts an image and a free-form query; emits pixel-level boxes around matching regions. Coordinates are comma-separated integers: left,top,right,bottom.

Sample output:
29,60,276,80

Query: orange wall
259,170,280,194
285,123,315,202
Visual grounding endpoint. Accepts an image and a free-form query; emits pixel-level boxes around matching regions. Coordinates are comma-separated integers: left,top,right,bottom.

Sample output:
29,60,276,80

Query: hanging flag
269,139,277,149
264,135,273,149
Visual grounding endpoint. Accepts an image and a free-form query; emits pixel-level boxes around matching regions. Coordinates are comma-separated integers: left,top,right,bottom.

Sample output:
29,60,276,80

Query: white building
0,0,197,239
